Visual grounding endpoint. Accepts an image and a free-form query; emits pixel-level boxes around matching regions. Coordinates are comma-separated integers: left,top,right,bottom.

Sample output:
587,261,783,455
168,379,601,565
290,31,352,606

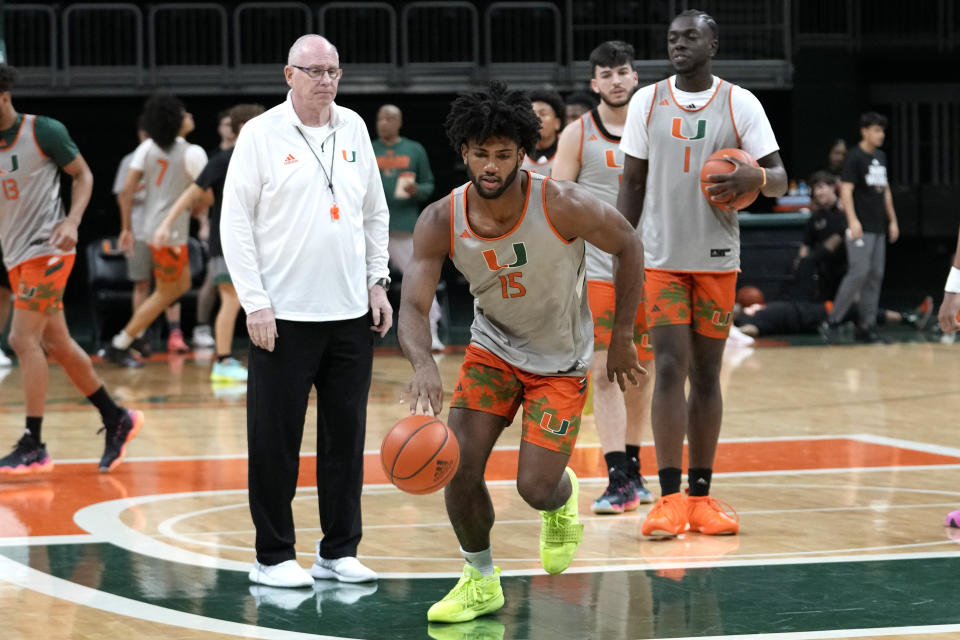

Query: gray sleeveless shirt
140,138,202,246
450,171,592,376
577,110,623,282
0,114,71,269
642,79,741,271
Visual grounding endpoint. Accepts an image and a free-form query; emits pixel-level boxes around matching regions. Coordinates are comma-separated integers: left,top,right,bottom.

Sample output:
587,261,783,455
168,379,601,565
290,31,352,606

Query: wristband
946,266,960,293
759,167,767,189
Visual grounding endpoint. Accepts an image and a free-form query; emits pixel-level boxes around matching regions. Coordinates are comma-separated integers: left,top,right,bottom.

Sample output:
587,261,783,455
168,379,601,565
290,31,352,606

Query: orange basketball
699,148,760,211
736,285,765,306
380,415,460,495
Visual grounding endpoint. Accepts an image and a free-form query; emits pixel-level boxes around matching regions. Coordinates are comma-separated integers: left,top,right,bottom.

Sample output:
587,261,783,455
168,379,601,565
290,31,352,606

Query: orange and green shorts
644,269,737,339
450,344,588,456
149,244,189,283
586,280,653,361
7,253,75,315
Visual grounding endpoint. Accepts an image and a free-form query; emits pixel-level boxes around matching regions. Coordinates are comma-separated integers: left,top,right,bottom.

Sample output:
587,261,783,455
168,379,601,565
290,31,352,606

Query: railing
2,0,806,93
794,0,955,51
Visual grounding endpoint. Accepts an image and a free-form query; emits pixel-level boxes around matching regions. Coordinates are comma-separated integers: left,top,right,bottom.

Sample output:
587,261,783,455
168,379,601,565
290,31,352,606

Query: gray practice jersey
450,171,592,376
134,138,206,246
642,79,741,271
577,109,623,282
0,114,71,269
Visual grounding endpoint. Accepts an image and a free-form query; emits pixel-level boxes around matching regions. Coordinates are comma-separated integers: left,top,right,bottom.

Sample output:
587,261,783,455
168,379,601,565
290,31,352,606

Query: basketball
699,148,761,211
380,415,460,495
736,286,765,306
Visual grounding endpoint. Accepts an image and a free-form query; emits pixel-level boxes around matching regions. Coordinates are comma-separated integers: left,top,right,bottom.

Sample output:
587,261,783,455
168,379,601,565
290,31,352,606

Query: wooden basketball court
2,341,960,639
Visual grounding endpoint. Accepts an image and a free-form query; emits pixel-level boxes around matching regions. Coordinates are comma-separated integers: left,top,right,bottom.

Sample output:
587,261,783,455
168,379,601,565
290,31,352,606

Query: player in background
552,40,655,514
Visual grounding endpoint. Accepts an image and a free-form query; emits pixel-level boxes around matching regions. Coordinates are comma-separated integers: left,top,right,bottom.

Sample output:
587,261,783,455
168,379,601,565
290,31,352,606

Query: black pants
247,315,373,565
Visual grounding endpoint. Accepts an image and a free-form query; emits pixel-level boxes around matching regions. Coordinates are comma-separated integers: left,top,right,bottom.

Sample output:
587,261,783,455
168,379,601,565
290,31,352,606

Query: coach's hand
369,284,393,337
607,337,647,391
247,307,278,352
49,219,79,252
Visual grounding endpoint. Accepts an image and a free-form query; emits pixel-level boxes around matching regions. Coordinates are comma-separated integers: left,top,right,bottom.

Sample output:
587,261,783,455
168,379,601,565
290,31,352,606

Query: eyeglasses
290,65,342,80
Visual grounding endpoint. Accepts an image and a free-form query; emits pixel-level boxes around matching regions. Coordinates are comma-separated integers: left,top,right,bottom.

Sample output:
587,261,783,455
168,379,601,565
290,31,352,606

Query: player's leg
516,371,587,575
192,264,216,348
824,234,873,341
2,301,54,474
107,244,191,366
41,309,143,472
586,281,636,514
428,345,518,623
642,270,694,537
625,300,656,503
210,277,246,382
685,272,739,535
0,270,13,365
165,301,189,353
127,241,154,358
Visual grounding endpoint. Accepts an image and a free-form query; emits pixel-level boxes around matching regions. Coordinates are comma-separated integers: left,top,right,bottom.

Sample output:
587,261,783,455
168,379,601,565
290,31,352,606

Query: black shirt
195,147,233,257
803,204,848,300
841,145,888,234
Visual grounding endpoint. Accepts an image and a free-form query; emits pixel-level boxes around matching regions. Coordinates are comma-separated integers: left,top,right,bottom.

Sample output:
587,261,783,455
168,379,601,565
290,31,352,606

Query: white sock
460,546,494,577
112,331,134,350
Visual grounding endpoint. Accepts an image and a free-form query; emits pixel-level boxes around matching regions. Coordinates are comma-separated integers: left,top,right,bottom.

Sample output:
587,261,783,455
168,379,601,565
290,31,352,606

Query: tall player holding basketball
400,81,645,623
618,10,787,536
552,40,655,514
0,64,143,475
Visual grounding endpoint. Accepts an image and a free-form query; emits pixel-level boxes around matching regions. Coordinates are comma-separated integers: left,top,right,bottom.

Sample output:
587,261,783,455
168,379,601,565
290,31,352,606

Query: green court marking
4,544,960,639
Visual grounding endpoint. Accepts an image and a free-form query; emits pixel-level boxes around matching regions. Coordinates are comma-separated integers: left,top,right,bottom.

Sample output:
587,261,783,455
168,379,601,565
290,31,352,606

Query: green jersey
373,137,435,233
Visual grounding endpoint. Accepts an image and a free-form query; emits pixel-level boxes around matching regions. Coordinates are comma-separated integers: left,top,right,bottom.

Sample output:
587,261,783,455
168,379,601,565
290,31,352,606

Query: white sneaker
248,559,313,588
726,324,755,347
0,350,11,367
314,580,378,611
248,584,315,610
191,325,215,349
310,547,377,583
430,331,445,352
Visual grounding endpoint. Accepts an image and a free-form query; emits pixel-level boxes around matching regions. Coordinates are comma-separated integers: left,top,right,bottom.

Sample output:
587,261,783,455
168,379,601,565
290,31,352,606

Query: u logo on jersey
712,310,732,327
342,150,356,162
671,118,707,141
604,150,622,170
481,242,527,270
0,154,19,174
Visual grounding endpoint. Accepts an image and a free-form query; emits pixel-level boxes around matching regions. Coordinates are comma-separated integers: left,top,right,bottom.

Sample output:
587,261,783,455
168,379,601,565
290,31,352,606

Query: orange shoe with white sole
687,494,740,535
641,492,689,537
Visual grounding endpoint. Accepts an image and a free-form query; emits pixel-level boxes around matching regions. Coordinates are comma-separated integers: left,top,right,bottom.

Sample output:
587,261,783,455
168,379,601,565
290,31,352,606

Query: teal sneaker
210,358,248,382
539,467,584,574
426,565,504,623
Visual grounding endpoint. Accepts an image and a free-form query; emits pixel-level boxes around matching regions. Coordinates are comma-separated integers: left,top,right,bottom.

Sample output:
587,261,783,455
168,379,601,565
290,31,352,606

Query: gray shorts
126,240,153,282
208,255,232,285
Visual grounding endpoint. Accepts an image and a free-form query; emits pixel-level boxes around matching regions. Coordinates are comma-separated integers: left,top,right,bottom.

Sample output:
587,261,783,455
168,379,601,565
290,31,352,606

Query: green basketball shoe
539,466,584,574
426,565,504,623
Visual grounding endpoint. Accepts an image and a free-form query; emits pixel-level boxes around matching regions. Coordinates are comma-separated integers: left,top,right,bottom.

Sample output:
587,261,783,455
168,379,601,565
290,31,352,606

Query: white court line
656,623,960,640
54,432,960,464
0,534,101,547
0,554,354,640
67,482,960,579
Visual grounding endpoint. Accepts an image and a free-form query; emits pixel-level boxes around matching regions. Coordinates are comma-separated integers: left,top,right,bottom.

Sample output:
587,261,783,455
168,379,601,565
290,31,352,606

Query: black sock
658,467,682,495
603,451,627,474
625,444,640,469
688,467,713,496
217,354,231,363
87,386,125,424
25,416,42,442
169,321,181,332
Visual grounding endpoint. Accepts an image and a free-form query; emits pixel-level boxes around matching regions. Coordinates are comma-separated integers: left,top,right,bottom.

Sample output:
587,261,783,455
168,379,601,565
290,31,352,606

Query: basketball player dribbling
0,64,144,475
937,226,960,530
552,40,656,515
399,81,646,623
618,10,787,537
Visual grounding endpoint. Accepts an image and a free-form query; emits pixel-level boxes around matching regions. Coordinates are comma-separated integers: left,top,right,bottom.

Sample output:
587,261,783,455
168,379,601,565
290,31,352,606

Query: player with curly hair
105,93,207,366
399,80,646,623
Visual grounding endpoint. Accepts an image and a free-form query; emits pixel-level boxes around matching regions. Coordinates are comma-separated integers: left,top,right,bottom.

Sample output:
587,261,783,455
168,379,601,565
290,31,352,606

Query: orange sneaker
641,493,689,537
687,494,740,535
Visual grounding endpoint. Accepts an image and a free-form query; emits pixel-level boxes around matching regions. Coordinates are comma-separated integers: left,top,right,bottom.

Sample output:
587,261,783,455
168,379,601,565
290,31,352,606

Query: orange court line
1,437,957,538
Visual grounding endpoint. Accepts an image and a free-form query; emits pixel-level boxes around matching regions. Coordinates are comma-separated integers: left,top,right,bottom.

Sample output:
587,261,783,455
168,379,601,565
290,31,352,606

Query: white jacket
221,92,389,321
